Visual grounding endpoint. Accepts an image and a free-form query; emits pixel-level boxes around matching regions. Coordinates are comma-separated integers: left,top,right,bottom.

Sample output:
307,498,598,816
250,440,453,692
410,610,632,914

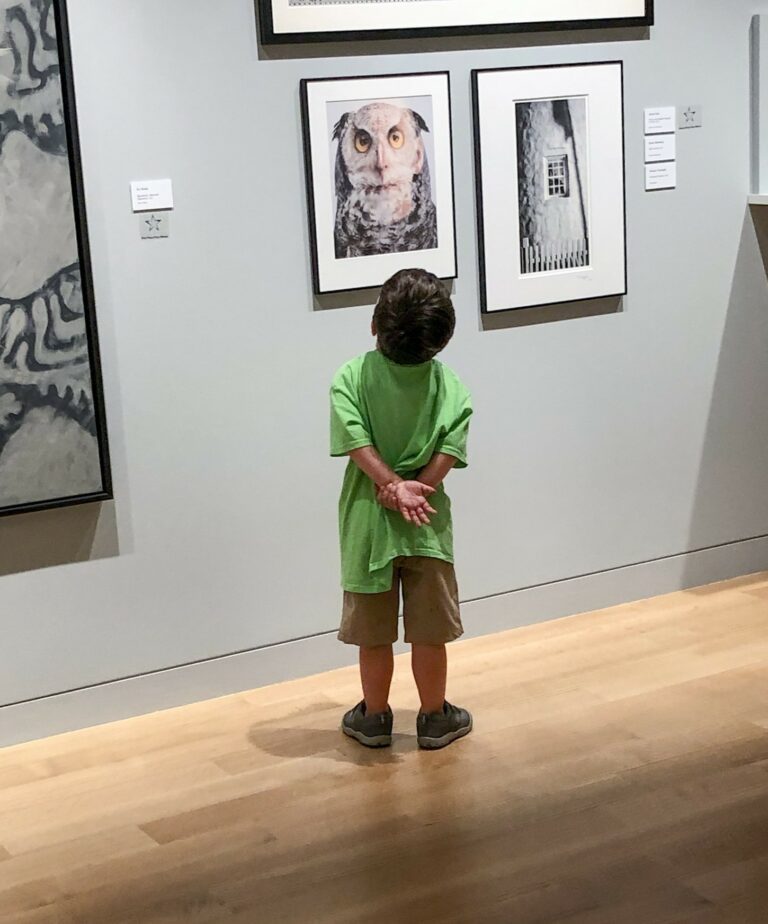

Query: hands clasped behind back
376,480,437,526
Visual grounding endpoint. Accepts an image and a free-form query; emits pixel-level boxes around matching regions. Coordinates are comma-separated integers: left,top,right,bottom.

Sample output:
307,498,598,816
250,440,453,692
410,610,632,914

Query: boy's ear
371,319,377,336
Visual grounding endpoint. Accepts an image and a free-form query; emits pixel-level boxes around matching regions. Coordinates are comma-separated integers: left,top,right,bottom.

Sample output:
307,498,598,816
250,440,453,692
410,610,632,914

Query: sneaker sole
341,724,392,748
417,717,473,750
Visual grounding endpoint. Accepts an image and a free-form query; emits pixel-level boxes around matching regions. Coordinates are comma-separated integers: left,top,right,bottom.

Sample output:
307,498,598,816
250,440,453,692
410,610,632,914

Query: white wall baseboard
2,535,766,749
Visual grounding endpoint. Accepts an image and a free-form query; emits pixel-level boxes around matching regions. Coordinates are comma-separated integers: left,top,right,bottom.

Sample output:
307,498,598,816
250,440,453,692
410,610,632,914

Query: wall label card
644,134,676,163
130,179,174,212
644,107,676,135
645,162,677,191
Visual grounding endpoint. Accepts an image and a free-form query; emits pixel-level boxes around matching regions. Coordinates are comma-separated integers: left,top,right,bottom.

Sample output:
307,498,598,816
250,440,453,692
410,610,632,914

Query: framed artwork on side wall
0,0,112,516
260,0,653,45
300,72,457,295
472,62,627,313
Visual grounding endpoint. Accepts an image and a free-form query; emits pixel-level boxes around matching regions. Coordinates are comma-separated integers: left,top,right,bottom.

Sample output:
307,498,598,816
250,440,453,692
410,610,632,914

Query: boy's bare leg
360,645,394,714
411,643,447,715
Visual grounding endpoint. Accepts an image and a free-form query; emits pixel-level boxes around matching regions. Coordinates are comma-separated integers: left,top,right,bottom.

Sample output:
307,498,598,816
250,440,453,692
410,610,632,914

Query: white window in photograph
545,154,569,198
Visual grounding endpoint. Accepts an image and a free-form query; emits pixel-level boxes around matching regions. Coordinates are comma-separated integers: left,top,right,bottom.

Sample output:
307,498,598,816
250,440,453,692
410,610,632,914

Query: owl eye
388,128,405,149
354,131,372,154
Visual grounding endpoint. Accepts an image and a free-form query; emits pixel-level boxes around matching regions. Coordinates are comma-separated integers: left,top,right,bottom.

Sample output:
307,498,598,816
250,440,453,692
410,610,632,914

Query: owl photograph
301,72,456,294
329,98,438,260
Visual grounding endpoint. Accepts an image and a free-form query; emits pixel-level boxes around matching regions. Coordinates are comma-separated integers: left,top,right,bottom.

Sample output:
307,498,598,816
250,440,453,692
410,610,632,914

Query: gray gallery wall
2,0,768,745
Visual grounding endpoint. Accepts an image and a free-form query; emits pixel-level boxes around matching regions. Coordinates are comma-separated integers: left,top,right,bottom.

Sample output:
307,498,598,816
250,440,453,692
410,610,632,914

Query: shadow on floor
246,709,424,766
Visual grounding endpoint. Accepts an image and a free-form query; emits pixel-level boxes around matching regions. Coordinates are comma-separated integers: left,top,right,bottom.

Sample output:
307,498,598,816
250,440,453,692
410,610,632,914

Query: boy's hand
379,480,437,526
376,484,400,511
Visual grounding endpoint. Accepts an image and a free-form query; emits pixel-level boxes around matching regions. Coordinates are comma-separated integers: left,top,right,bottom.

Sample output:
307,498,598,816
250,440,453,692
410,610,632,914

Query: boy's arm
418,452,458,489
348,445,402,488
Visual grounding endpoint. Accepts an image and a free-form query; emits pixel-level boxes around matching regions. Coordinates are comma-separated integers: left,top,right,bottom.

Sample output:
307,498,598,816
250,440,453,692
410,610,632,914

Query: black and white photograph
0,0,111,516
259,0,653,45
302,73,456,295
473,63,626,313
516,97,590,276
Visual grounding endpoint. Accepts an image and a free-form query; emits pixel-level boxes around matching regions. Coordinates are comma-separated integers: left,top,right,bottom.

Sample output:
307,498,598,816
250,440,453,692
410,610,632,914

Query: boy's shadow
247,709,421,766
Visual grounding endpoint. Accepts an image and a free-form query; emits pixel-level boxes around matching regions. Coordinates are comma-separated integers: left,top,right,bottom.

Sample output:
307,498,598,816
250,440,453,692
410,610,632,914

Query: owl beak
375,142,390,174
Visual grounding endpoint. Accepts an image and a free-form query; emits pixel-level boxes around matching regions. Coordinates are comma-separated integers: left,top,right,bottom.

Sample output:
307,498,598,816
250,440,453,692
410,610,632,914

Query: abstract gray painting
0,0,110,515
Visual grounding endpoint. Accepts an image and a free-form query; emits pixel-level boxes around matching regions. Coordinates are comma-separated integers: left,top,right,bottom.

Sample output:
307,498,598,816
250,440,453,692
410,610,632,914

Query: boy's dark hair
373,269,456,366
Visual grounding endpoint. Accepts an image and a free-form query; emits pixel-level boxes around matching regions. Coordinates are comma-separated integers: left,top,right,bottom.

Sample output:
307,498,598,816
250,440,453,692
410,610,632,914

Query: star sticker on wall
683,107,698,125
145,214,162,233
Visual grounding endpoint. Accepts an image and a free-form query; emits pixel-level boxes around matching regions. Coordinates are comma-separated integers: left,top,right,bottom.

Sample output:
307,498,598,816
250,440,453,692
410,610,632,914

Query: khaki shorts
339,556,463,647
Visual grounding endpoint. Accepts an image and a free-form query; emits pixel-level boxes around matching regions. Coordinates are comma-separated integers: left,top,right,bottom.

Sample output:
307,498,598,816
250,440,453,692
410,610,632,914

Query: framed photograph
0,0,112,517
261,0,653,45
472,62,627,313
300,72,457,295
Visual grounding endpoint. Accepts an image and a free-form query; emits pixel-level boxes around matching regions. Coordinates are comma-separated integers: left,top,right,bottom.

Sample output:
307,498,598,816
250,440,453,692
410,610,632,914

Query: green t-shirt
330,350,472,593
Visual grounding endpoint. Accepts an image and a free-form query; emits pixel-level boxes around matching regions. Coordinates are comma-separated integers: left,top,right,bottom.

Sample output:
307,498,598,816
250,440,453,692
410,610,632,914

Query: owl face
335,102,429,225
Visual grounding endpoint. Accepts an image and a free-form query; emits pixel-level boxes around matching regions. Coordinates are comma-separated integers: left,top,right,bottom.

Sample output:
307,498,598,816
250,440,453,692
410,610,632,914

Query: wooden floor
1,575,768,924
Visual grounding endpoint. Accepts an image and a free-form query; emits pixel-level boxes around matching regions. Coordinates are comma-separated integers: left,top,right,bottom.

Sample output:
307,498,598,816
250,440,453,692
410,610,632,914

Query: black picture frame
0,0,112,518
300,71,458,296
472,61,628,315
259,0,653,46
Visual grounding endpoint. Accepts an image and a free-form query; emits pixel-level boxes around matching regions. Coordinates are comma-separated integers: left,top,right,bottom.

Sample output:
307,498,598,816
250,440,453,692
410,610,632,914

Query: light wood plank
0,572,766,923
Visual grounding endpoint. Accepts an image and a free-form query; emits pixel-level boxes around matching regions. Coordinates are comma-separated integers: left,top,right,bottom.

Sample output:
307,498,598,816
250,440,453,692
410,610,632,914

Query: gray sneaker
417,701,472,750
342,701,393,748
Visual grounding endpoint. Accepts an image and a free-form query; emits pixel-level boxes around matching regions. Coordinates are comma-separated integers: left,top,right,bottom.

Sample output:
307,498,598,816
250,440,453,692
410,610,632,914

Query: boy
330,268,473,750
